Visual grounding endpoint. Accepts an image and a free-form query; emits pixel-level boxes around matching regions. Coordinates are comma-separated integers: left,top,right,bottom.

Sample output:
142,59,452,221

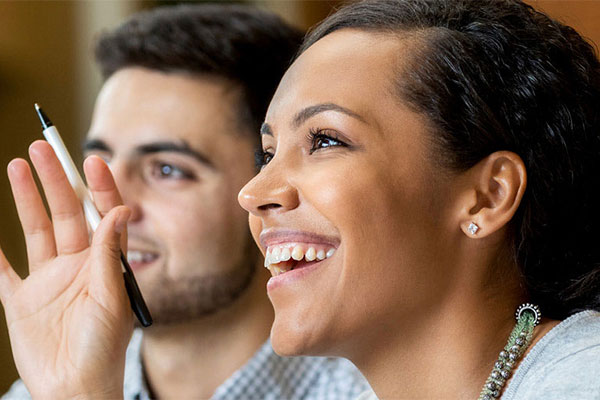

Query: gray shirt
502,309,600,399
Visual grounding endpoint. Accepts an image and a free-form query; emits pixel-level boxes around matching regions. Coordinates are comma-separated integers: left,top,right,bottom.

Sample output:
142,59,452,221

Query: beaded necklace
477,303,541,400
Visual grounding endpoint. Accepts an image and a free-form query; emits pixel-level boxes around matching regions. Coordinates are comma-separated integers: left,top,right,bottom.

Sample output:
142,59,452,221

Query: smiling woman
238,0,600,398
0,0,599,398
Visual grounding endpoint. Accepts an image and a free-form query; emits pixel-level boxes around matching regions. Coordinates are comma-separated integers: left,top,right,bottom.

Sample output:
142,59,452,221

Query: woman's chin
270,318,311,356
269,314,331,357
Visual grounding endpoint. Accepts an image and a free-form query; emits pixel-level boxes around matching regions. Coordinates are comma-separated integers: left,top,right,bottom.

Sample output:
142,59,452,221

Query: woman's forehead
267,29,416,124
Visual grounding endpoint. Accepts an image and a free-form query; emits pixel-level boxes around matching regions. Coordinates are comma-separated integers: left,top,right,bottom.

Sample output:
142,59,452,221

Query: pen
34,103,153,327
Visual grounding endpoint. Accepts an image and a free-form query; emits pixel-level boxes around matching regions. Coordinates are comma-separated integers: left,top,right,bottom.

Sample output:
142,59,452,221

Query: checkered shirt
3,329,370,400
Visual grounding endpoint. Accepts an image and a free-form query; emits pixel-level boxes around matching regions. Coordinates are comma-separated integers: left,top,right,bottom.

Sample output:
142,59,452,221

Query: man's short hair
95,4,303,136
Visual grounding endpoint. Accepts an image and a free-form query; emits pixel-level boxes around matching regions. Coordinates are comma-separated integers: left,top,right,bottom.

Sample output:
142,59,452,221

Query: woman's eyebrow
260,123,273,136
292,102,367,128
259,103,367,137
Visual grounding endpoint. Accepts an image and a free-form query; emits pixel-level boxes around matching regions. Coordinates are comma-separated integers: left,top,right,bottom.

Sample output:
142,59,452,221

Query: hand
0,141,133,399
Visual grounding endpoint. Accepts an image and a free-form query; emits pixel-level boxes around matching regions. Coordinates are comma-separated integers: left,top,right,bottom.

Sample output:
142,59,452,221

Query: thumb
89,206,131,309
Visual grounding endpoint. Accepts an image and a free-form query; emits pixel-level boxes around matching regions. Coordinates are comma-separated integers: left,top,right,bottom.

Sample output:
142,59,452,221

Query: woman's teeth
264,244,336,276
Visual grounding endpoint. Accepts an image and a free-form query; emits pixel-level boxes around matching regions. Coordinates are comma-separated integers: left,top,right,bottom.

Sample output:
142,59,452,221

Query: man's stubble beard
135,239,259,327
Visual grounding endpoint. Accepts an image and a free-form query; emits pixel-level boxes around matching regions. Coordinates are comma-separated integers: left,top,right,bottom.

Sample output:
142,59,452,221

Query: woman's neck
352,291,524,399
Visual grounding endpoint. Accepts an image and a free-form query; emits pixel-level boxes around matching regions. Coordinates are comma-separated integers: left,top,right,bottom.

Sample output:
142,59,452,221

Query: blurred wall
0,2,78,390
525,0,600,45
0,0,141,390
0,0,598,393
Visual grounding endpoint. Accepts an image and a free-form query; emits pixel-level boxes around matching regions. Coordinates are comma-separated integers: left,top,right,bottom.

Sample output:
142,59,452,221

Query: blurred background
0,0,598,392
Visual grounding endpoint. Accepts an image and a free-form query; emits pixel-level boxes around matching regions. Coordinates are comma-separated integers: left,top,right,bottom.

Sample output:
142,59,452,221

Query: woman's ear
458,151,527,238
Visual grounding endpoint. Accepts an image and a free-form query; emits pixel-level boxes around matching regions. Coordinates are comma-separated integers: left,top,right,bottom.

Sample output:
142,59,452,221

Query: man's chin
135,265,256,327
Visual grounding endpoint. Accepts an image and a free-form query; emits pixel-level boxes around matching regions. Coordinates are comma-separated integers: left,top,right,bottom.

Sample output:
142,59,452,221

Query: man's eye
255,149,274,169
308,129,347,154
151,162,193,180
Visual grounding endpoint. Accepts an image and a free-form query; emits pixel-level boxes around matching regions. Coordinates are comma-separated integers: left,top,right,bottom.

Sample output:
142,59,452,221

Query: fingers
0,245,21,305
83,156,124,215
28,141,89,255
7,159,57,270
89,206,131,311
84,156,127,251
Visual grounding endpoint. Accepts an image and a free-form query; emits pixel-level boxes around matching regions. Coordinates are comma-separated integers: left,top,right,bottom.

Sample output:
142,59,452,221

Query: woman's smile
258,229,340,291
261,229,338,272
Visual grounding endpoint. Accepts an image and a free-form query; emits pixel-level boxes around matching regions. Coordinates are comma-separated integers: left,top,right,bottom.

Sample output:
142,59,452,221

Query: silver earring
467,222,480,235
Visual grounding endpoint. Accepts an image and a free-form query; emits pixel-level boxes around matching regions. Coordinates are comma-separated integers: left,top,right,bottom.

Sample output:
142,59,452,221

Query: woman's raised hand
0,140,132,399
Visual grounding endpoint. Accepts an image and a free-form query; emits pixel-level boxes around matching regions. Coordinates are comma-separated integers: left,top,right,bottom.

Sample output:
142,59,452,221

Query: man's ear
457,151,527,238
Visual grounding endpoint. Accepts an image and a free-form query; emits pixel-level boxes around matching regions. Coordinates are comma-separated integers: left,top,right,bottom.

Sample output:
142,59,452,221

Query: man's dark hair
95,4,303,136
303,0,600,319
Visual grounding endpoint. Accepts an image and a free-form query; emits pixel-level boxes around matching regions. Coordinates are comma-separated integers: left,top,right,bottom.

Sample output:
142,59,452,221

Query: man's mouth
264,244,336,276
127,250,159,269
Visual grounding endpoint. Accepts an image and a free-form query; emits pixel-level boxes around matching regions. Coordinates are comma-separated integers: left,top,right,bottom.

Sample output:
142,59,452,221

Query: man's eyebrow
135,140,214,168
82,138,112,154
292,103,367,128
83,138,214,168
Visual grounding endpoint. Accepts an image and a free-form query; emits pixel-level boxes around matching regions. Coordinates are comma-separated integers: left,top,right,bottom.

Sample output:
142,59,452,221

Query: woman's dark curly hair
302,0,600,319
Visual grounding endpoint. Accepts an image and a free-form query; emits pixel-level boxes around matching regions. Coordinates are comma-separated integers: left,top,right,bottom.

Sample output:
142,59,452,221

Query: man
2,4,368,399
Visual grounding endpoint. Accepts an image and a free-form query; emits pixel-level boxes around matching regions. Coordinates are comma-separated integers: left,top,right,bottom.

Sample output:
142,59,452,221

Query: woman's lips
259,229,340,249
260,230,340,288
265,256,331,292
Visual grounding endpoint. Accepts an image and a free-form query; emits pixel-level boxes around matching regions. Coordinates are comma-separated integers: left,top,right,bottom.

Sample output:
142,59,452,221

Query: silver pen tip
34,103,40,110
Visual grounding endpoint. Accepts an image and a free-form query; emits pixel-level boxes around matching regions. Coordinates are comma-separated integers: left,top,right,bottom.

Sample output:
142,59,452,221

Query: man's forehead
93,70,255,141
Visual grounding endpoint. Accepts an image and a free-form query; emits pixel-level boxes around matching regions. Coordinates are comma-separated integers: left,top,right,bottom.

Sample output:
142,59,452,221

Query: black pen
34,103,153,327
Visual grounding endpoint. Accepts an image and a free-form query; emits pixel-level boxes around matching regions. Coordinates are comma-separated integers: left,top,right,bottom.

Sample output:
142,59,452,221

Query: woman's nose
238,165,300,217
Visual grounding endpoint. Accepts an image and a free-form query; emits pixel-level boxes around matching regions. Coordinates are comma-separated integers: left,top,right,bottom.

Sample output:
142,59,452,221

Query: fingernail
6,159,19,174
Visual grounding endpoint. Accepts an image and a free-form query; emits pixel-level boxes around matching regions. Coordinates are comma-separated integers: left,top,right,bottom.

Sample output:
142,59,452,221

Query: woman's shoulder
503,310,600,399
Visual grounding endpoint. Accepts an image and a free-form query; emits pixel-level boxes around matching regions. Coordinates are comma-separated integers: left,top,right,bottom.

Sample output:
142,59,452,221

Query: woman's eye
309,129,347,154
255,149,274,169
151,162,193,180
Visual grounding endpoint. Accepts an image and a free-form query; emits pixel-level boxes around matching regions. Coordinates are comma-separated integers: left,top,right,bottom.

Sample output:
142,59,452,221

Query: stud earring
467,222,480,235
